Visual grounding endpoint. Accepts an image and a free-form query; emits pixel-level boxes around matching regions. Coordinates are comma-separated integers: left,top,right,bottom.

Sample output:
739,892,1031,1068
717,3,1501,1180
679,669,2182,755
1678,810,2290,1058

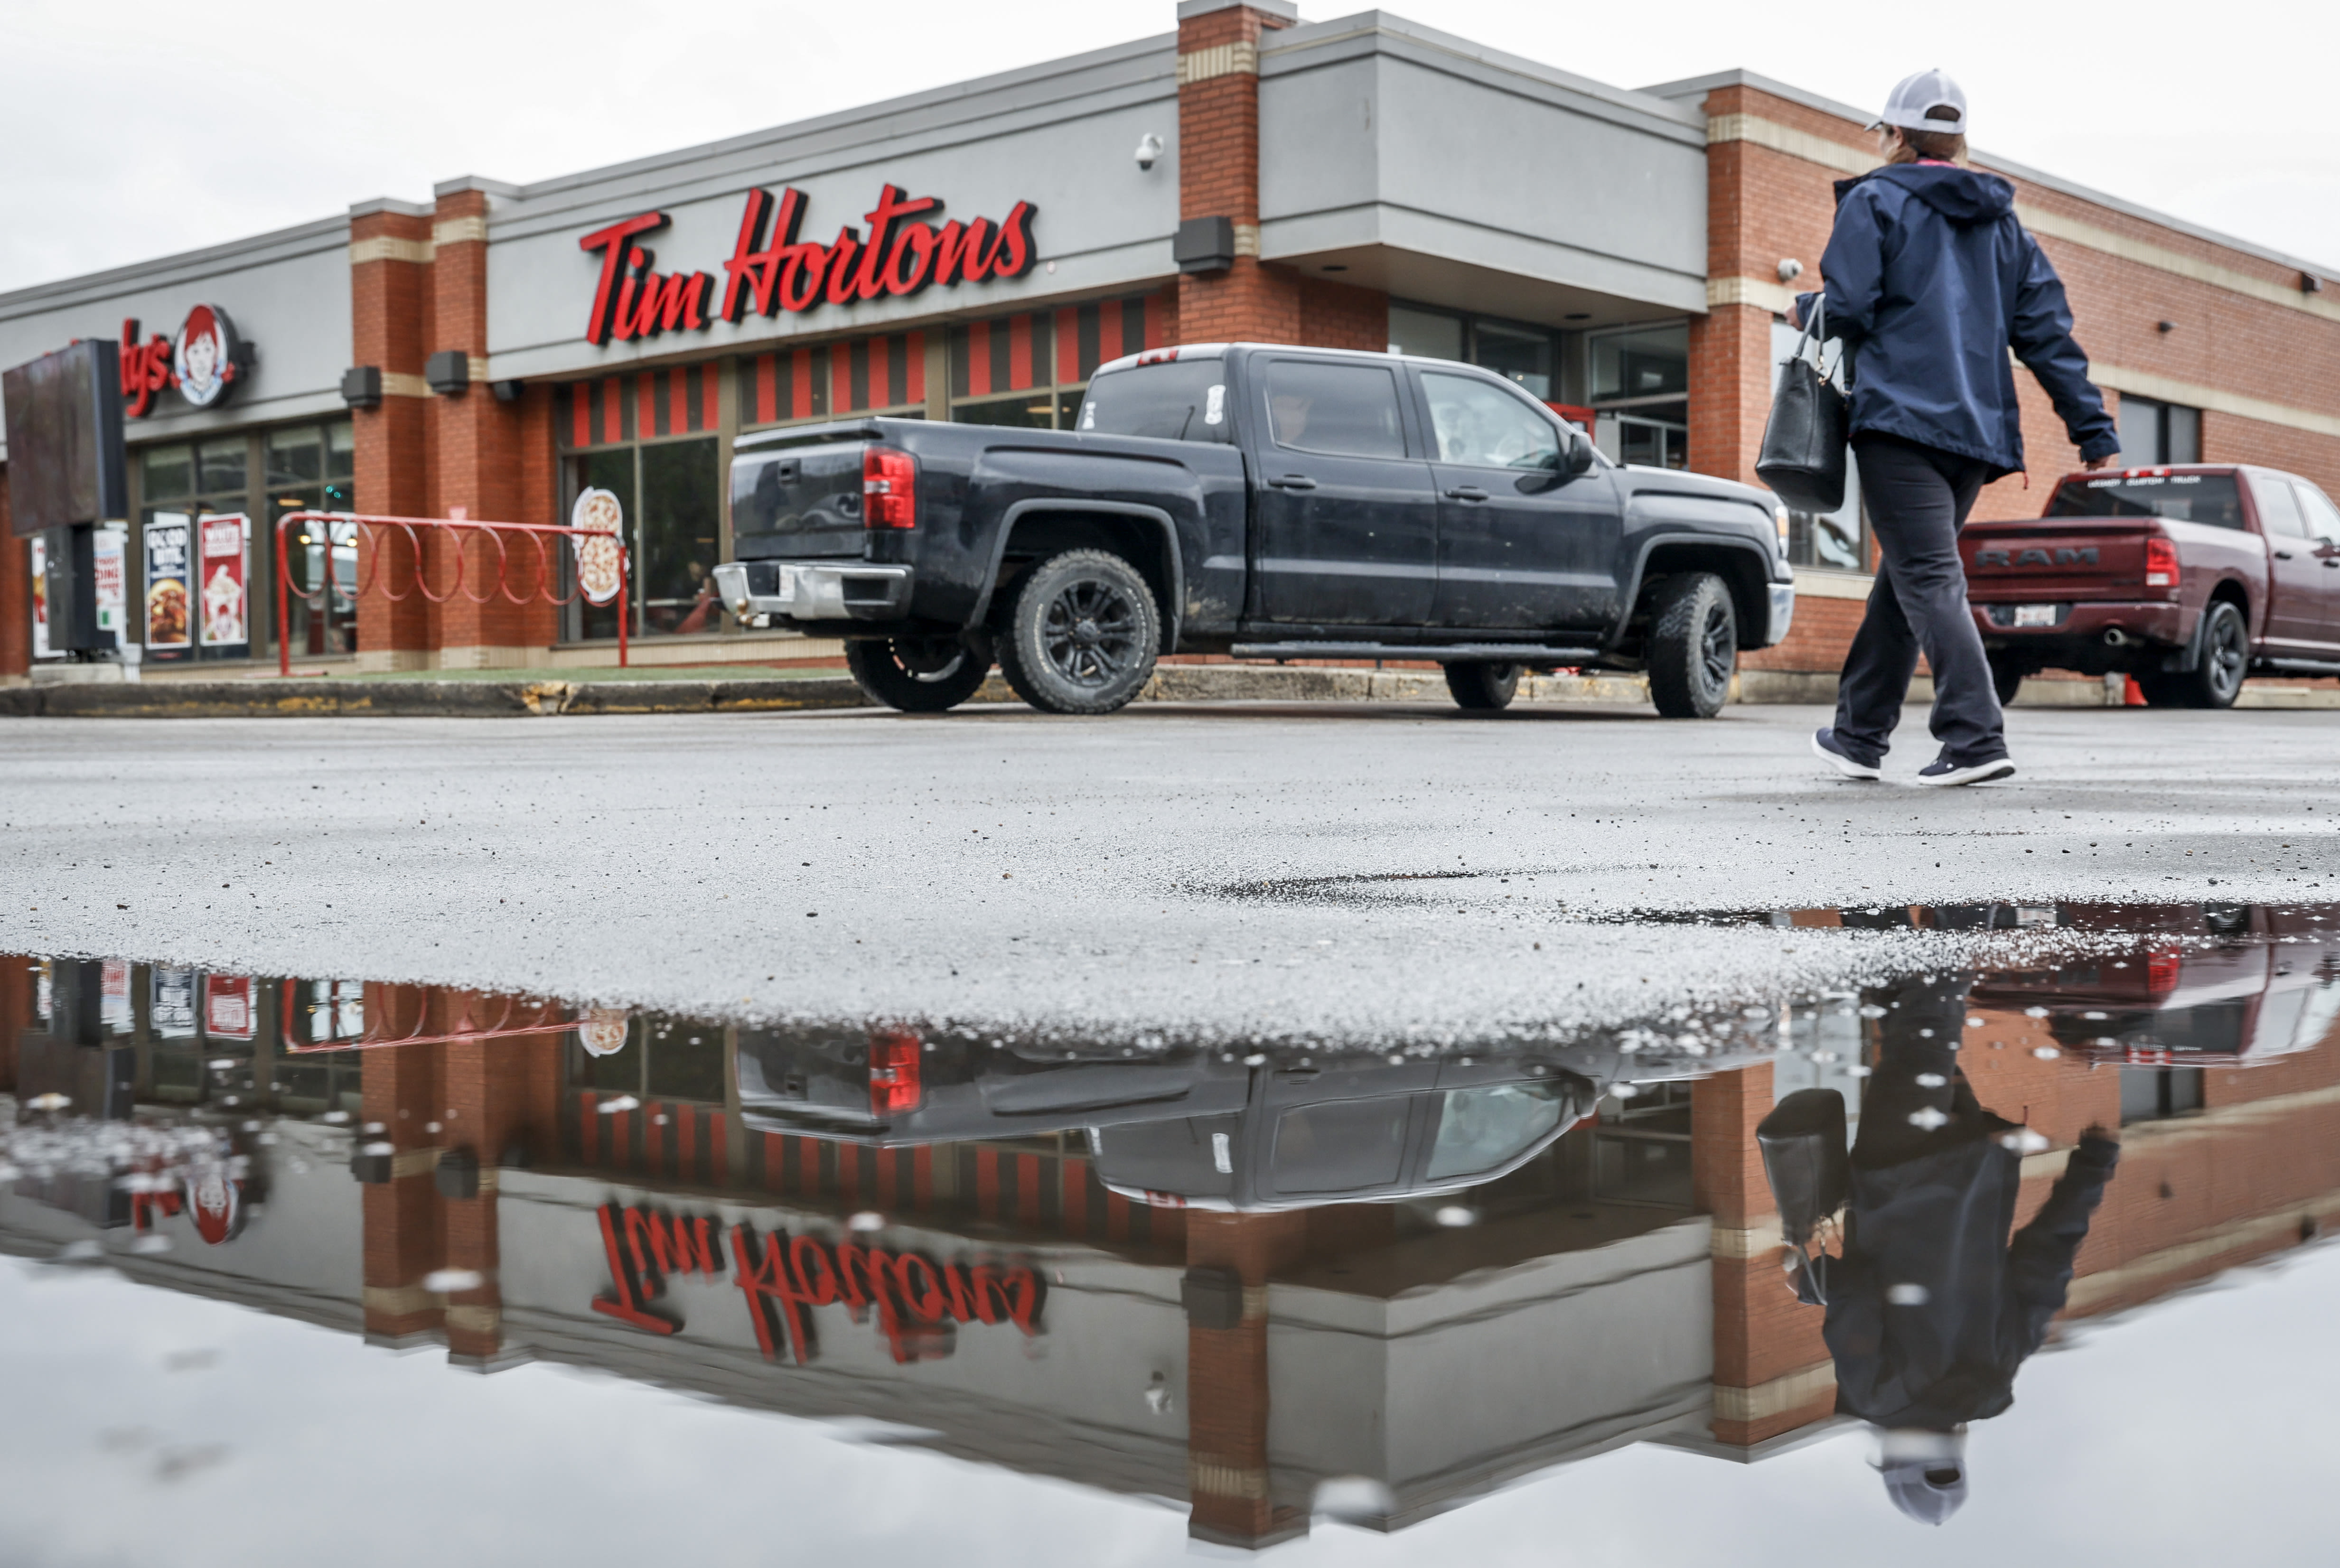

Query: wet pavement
7,704,2340,1044
5,896,2340,1563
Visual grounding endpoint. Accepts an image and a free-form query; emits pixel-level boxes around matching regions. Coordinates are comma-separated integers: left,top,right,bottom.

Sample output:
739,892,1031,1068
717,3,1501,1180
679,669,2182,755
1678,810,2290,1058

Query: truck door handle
2324,559,2340,569
1443,486,1490,502
2275,550,2296,560
1268,474,1318,491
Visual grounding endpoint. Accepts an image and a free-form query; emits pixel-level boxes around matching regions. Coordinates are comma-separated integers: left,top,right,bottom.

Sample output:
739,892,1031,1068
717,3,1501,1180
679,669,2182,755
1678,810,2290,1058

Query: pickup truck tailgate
730,439,868,558
1962,521,2152,600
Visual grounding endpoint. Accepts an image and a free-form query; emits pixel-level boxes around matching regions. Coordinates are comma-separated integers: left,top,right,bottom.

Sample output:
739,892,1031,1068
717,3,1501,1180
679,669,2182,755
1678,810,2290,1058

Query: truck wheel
2143,599,2248,709
1647,572,1736,719
995,549,1161,715
845,635,993,712
1988,655,2028,707
1443,662,1522,711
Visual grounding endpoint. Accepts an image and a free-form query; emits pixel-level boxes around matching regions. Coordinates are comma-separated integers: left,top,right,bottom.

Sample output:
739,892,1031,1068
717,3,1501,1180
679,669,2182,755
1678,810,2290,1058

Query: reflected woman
1794,970,2119,1524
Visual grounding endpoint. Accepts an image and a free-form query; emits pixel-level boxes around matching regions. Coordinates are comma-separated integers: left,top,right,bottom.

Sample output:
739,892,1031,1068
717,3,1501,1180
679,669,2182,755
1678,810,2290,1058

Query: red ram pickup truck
1963,465,2340,708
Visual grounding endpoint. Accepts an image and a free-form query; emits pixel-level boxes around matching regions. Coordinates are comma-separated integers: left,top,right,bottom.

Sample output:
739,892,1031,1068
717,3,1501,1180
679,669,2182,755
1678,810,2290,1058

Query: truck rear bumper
713,560,913,623
1972,599,2188,665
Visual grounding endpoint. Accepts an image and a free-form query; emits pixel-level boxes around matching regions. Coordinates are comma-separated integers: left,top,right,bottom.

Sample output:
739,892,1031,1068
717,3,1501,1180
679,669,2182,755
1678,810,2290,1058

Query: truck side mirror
1563,427,1596,477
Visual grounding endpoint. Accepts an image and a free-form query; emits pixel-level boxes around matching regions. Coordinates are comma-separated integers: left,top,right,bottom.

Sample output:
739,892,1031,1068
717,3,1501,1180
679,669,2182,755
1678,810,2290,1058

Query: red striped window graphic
736,331,927,429
557,362,725,448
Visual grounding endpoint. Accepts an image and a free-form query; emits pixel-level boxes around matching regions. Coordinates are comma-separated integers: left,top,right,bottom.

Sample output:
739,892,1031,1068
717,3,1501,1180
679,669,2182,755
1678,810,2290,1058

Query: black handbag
1757,1087,1850,1250
1756,296,1852,515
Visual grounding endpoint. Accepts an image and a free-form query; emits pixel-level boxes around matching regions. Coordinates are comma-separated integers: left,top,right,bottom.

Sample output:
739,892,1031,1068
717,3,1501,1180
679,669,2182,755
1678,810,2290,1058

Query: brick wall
1297,276,1389,352
351,206,434,663
1176,4,1304,347
0,475,23,680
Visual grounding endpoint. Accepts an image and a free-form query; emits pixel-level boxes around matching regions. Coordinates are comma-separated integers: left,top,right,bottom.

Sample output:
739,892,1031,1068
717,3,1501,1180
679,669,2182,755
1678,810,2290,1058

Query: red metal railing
273,510,627,676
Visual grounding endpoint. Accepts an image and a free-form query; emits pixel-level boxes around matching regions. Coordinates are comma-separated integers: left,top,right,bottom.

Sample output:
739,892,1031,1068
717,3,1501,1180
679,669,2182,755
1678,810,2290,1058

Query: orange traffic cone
2124,675,2147,706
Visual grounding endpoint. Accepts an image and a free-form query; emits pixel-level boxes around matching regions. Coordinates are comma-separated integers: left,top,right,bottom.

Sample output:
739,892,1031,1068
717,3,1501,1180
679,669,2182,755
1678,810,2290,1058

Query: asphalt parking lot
6,700,2336,1044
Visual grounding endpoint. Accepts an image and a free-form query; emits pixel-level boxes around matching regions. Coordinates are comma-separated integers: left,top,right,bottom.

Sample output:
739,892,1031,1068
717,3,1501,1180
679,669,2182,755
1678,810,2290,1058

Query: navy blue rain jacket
1796,163,2119,479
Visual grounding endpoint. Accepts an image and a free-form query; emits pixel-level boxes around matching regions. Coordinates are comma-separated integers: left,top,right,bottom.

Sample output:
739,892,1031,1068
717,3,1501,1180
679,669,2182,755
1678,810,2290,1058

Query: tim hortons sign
579,185,1039,345
590,1201,1046,1365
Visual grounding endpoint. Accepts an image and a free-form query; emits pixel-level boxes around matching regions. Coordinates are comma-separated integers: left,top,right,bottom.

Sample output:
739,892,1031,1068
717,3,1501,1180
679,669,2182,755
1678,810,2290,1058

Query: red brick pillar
349,200,434,670
360,984,447,1344
1175,1,1302,345
1183,1210,1309,1549
436,997,562,1366
429,185,551,667
1692,1063,1836,1447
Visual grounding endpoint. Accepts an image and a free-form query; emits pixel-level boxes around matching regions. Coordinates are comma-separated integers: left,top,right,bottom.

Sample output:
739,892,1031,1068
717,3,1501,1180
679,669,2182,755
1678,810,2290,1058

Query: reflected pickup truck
1965,465,2340,709
711,342,1795,717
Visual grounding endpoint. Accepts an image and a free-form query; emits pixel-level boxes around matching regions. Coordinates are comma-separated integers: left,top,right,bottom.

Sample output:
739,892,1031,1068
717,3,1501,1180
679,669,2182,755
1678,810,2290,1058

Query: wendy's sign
115,305,247,418
579,184,1039,346
590,1201,1044,1366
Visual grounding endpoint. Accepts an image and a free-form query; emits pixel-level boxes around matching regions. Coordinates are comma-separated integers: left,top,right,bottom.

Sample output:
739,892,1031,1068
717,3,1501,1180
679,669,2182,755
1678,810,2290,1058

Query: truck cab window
1263,360,1407,460
2048,473,2246,529
2296,484,2340,543
2256,480,2308,537
1076,361,1229,442
1423,373,1561,470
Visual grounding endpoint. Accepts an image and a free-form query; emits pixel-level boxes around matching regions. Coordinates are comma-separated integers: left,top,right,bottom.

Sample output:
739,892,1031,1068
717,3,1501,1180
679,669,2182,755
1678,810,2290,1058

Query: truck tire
1646,572,1736,719
2137,599,2247,709
1988,655,2028,708
1443,662,1522,710
995,549,1161,715
844,635,993,713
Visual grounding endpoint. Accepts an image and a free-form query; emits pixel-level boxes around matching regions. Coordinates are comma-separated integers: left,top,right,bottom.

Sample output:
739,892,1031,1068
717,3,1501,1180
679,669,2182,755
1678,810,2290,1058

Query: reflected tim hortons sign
579,184,1039,346
591,1202,1046,1365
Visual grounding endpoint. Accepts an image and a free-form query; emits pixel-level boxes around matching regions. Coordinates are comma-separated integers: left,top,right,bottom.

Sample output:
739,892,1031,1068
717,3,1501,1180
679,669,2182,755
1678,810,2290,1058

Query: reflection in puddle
4,901,2339,1549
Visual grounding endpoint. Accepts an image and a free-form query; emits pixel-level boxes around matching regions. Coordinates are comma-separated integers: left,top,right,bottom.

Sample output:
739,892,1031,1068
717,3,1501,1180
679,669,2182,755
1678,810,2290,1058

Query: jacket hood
1836,164,2015,225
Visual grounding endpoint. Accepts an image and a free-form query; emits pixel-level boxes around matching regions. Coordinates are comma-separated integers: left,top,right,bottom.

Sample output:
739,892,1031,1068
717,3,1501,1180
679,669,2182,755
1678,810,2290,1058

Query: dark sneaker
1916,754,2016,787
1811,727,1881,781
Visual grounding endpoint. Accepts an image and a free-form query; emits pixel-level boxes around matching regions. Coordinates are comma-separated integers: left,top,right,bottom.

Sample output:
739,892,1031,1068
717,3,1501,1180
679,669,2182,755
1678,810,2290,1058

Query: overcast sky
4,0,2331,295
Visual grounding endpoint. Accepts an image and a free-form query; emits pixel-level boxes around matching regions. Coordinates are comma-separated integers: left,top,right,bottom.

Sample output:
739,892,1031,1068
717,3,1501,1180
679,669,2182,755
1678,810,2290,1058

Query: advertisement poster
571,488,625,605
197,513,251,655
153,967,199,1039
30,536,51,659
144,513,194,661
101,958,133,1035
203,974,256,1041
93,525,129,645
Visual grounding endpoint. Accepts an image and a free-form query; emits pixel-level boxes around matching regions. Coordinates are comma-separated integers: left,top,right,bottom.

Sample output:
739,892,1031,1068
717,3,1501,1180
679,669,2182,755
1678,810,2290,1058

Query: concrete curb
3,662,2328,717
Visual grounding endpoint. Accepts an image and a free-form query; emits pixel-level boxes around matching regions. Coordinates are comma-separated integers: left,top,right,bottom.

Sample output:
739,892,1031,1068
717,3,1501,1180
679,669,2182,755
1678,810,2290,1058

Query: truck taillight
2146,945,2181,994
862,445,917,529
868,1029,923,1115
2144,537,2179,589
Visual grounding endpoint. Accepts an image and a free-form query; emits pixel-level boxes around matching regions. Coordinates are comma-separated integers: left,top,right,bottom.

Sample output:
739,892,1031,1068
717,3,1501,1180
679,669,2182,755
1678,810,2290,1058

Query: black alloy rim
892,637,969,683
1699,603,1735,690
2209,611,2246,696
1040,579,1141,689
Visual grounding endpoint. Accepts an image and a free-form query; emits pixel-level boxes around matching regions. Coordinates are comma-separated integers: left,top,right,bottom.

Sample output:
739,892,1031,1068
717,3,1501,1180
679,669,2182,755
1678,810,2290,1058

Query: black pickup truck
711,343,1797,717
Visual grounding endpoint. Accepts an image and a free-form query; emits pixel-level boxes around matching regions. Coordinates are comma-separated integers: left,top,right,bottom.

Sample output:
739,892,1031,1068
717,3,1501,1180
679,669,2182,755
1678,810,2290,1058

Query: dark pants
1833,436,2005,766
1851,972,1994,1170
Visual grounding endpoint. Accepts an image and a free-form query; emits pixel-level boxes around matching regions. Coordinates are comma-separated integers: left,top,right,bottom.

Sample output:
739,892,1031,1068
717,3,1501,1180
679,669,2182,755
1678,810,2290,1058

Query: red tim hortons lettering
930,218,993,287
625,269,714,338
721,187,806,322
822,228,865,307
578,212,670,345
991,201,1040,280
591,1201,725,1334
722,1217,1045,1366
884,223,937,296
852,185,941,302
777,240,830,314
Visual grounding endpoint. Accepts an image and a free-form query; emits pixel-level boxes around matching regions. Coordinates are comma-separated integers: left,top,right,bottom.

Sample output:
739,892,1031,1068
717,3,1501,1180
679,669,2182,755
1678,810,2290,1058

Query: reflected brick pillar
436,993,563,1366
359,985,447,1344
1174,1,1301,345
1692,1062,1835,1446
429,183,551,668
0,948,30,1090
1183,1210,1309,1549
350,199,435,671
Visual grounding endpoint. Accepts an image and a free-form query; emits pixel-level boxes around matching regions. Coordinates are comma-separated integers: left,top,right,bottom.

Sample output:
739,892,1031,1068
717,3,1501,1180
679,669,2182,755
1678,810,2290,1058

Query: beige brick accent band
1233,221,1261,257
381,372,431,399
1713,1360,1836,1423
350,235,433,265
1178,41,1259,84
1190,1457,1270,1500
1708,274,1796,315
432,215,489,246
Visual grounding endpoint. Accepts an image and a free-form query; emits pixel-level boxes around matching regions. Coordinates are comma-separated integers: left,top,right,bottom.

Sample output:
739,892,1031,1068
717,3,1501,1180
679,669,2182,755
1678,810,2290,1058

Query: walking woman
1801,69,2121,786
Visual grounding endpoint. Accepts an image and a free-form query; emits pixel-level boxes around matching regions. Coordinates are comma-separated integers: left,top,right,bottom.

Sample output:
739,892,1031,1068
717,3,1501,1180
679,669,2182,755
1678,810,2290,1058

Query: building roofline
0,214,350,320
348,196,433,220
1642,67,2335,280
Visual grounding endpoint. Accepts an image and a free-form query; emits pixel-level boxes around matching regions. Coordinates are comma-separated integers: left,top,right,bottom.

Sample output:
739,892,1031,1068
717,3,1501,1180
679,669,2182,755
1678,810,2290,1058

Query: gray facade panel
0,224,352,462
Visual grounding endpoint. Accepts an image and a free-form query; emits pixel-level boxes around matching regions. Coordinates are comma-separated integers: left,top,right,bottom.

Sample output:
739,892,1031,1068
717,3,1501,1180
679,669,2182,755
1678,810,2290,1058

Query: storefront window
268,423,357,656
1764,320,1867,570
1388,306,1563,401
1589,322,1688,471
564,438,722,640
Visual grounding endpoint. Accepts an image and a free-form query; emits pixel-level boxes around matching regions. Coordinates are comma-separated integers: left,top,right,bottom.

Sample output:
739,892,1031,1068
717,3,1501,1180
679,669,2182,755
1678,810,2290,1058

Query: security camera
1135,133,1164,172
1777,258,1804,283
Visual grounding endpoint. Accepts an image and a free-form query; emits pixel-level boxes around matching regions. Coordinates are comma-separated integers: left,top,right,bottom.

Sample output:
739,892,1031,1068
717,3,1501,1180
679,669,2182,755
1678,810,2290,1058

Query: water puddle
4,901,2337,1557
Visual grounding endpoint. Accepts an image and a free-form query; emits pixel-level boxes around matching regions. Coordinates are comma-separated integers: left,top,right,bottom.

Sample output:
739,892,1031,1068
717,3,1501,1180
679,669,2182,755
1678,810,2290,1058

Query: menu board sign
197,513,251,655
144,513,194,661
203,974,256,1041
153,967,199,1039
94,526,128,644
29,536,51,659
101,958,133,1034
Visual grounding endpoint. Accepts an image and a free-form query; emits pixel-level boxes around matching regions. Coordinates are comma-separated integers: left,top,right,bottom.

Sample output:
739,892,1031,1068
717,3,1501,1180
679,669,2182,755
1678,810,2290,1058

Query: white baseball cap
1870,68,1968,136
